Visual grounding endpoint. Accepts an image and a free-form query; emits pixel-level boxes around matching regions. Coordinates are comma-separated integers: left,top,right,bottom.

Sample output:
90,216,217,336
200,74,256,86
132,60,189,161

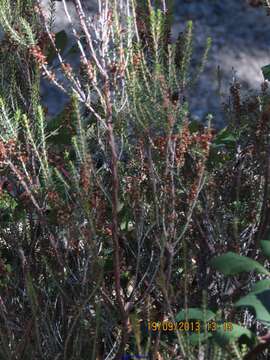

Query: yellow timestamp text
148,321,201,332
147,320,234,333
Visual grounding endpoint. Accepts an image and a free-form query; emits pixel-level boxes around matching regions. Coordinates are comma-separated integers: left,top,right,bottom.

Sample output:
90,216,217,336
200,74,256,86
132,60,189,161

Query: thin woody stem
7,160,42,213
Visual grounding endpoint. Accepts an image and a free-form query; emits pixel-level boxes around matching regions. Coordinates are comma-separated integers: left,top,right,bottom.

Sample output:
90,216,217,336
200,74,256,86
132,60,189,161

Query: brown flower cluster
256,103,270,138
230,82,242,122
80,157,92,193
192,132,213,155
146,121,213,172
29,45,47,69
187,178,201,204
132,53,142,70
37,31,55,53
18,149,29,164
47,190,61,206
81,58,94,81
57,206,73,225
0,141,7,163
153,135,168,154
109,58,126,78
0,139,17,164
61,62,73,78
123,174,143,203
47,189,74,226
48,153,70,178
158,74,172,112
176,122,193,166
151,122,196,167
90,190,108,229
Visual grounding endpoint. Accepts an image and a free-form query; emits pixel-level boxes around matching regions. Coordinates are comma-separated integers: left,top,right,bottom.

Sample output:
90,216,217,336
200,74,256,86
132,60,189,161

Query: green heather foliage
0,0,270,359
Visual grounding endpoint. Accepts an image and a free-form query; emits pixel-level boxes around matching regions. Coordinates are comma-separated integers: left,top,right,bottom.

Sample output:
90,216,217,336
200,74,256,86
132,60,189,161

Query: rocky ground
40,0,270,128
172,0,270,127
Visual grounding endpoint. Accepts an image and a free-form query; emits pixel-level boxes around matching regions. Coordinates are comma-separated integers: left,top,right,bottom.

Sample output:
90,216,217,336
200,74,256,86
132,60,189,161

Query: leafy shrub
1,0,270,359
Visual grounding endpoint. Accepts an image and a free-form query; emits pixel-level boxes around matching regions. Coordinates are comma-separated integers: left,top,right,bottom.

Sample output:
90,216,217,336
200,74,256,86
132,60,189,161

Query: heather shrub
0,1,270,359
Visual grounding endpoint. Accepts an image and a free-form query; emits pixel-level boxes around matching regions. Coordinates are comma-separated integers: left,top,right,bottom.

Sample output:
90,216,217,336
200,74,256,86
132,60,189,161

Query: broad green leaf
251,279,270,293
103,248,113,256
176,308,215,322
104,257,113,273
117,201,124,213
212,324,254,346
212,127,237,147
262,64,270,81
13,203,26,221
260,240,270,260
120,220,134,231
235,289,270,326
186,331,212,345
5,264,11,273
189,120,203,133
55,30,68,53
66,43,79,56
210,252,270,276
47,30,68,63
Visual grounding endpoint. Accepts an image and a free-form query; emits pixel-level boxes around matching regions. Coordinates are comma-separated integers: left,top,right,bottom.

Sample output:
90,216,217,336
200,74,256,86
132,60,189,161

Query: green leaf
251,279,270,293
117,201,124,213
47,30,68,63
212,324,254,346
120,220,134,231
188,120,203,133
186,331,213,345
235,289,270,327
55,30,68,53
13,203,26,221
176,308,215,322
260,240,270,260
66,43,79,56
210,252,270,276
212,127,237,147
104,257,113,273
262,64,270,81
5,264,11,273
